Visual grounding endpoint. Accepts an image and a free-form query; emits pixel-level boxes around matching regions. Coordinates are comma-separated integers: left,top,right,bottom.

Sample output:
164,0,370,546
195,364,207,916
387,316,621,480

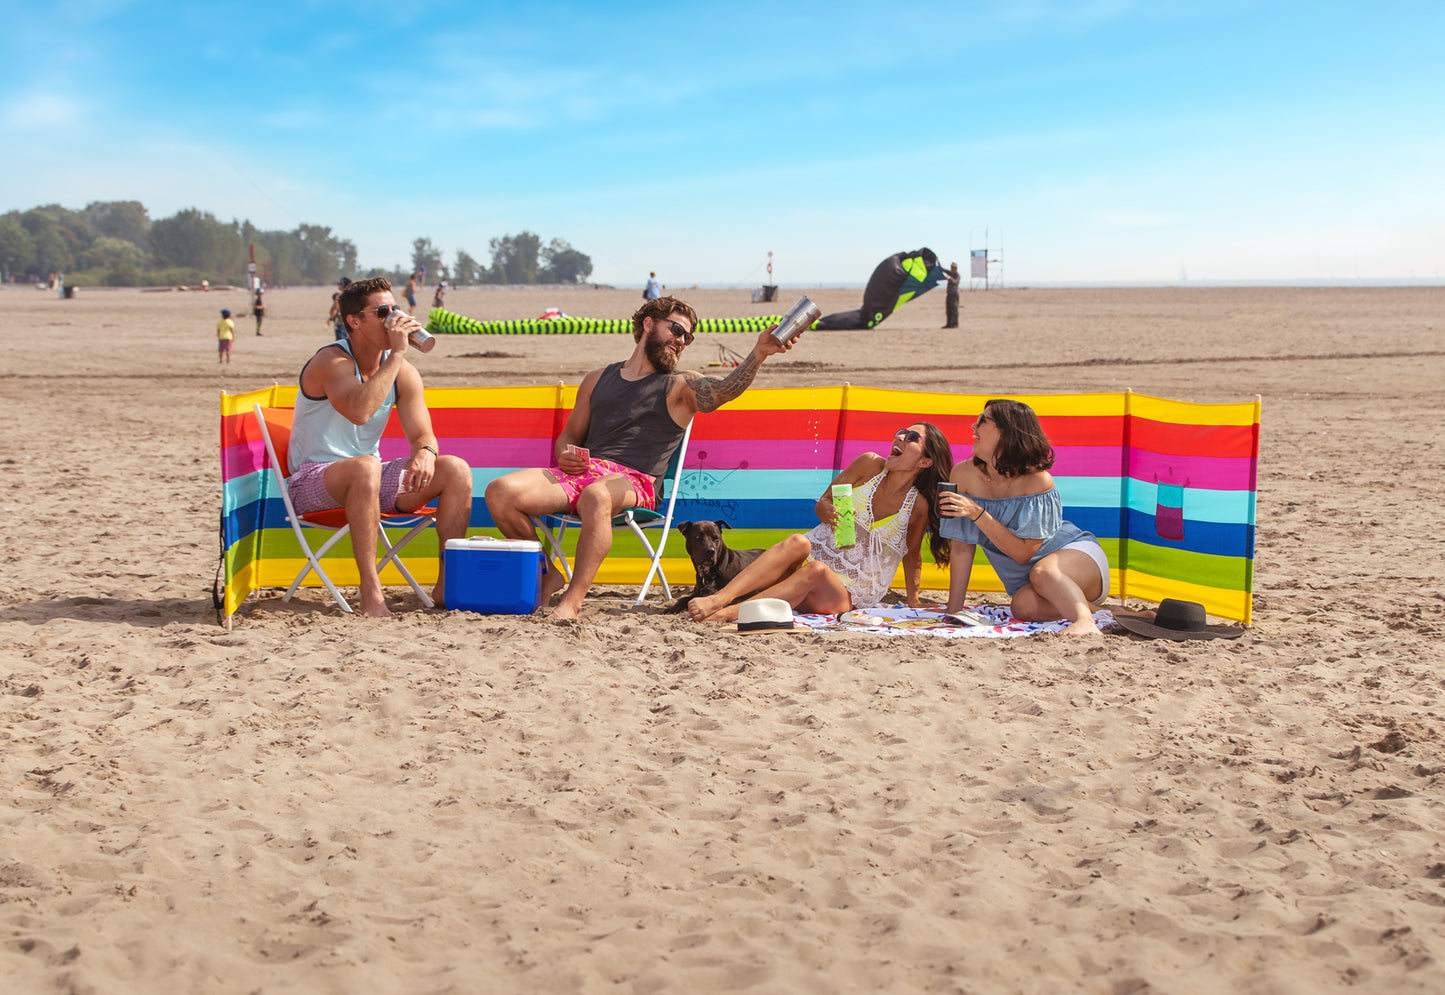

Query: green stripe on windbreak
1124,542,1250,591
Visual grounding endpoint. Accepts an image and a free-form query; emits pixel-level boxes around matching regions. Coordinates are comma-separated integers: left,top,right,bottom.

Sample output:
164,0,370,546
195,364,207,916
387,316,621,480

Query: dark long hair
911,421,955,566
974,399,1055,478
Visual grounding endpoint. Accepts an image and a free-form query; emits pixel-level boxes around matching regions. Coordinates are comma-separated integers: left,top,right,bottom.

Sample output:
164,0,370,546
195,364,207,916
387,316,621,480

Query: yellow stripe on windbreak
842,387,1128,419
708,385,850,412
422,384,574,409
1129,392,1261,427
253,556,440,589
220,384,296,416
1118,569,1251,624
224,558,259,616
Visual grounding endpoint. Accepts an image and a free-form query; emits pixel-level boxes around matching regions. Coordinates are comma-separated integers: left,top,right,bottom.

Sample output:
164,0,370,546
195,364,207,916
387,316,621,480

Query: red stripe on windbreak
691,409,846,440
844,409,1125,447
382,407,560,438
1128,418,1256,458
221,411,262,449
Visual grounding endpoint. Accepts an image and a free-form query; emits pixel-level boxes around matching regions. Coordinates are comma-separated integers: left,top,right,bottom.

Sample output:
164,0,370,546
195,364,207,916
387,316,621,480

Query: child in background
217,308,235,364
433,281,446,309
252,288,266,335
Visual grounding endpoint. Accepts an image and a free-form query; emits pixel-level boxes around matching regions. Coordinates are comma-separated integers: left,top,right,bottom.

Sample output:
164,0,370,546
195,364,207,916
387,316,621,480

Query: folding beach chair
253,404,437,612
532,419,693,606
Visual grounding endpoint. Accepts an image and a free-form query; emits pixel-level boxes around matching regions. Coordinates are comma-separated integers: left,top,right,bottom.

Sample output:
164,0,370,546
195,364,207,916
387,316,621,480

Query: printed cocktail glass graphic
1155,470,1189,541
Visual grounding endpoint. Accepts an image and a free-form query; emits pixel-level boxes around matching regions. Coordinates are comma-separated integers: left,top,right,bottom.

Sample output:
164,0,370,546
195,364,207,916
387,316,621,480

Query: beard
644,332,679,373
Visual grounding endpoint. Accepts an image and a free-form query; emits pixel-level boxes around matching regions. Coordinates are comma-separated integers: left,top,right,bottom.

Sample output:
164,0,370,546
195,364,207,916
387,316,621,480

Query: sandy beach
2,282,1443,992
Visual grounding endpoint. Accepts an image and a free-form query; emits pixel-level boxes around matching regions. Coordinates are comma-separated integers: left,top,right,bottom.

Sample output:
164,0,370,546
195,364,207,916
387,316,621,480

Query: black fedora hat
1115,599,1244,641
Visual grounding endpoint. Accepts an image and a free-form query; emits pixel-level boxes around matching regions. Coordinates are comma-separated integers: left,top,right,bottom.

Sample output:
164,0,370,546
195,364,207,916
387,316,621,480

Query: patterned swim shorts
288,457,410,515
552,458,657,513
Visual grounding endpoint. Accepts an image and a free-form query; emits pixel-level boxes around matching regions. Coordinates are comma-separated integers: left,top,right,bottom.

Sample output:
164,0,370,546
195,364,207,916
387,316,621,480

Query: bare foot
549,589,583,620
1062,616,1101,636
431,580,445,608
705,602,742,624
541,568,566,602
686,592,727,621
359,596,392,617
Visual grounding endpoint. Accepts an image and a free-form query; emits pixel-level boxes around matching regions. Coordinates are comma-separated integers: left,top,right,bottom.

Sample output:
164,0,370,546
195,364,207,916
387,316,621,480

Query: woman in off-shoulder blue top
938,399,1110,636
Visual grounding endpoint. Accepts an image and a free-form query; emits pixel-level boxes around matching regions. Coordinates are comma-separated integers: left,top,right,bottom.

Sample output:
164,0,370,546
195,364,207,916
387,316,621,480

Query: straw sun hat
733,598,803,633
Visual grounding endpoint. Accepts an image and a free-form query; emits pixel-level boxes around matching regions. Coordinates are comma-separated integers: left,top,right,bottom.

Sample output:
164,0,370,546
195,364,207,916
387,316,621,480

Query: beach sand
1,282,1442,992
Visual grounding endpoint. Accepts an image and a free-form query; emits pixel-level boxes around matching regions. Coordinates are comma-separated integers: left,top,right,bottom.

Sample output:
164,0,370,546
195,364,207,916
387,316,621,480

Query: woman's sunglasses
894,428,922,444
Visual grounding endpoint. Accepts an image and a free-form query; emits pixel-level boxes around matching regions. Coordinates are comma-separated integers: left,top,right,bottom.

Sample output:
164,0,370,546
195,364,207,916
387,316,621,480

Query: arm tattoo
690,351,762,412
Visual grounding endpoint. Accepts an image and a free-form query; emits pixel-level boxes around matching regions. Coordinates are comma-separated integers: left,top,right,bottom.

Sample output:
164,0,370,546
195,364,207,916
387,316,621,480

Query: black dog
667,520,764,613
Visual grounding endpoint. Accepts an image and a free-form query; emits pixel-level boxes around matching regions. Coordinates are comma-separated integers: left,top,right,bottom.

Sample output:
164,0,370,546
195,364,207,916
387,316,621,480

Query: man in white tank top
293,277,473,616
485,296,804,619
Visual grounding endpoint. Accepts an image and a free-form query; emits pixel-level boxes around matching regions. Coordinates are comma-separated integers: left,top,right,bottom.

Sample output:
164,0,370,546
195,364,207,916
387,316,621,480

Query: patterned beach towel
793,605,1117,638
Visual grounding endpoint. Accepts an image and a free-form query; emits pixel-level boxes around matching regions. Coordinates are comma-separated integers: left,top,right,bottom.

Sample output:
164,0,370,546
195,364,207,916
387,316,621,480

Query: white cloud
1,91,87,131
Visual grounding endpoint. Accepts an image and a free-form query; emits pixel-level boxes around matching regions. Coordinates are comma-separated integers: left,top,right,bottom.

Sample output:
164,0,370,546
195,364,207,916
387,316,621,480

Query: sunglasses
368,304,404,320
894,428,923,444
658,318,695,345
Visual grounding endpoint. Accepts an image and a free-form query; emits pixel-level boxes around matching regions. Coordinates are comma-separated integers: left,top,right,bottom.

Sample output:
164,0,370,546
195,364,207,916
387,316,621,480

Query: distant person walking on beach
405,270,421,314
942,261,960,329
644,272,661,300
252,288,266,335
432,281,445,310
327,277,351,340
217,308,235,364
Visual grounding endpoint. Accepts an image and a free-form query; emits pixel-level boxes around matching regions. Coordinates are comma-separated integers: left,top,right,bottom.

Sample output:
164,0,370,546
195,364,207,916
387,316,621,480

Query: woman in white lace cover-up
686,422,954,624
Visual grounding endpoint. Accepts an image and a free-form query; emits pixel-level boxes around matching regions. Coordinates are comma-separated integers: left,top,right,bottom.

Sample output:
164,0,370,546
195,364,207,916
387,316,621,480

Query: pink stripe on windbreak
1127,450,1256,491
688,438,840,471
379,436,558,468
222,439,268,480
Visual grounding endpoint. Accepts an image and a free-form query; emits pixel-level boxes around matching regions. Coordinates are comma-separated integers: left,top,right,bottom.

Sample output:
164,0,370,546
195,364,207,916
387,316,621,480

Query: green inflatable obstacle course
426,309,785,336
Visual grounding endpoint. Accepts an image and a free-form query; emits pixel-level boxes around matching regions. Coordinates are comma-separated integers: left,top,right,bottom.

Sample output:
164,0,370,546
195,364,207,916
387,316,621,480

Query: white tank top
287,340,396,471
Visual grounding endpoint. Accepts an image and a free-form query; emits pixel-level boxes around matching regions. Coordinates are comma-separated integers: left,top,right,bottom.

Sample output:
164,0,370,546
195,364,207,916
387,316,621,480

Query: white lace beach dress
804,471,918,608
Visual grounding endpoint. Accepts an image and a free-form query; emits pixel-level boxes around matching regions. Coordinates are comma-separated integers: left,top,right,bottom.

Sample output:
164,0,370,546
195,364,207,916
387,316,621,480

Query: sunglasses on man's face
368,304,404,320
658,318,695,345
895,428,923,444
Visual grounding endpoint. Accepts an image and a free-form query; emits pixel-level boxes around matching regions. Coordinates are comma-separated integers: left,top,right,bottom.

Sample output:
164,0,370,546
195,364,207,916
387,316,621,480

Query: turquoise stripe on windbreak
223,469,267,515
678,467,836,501
1125,482,1256,525
1052,476,1123,509
678,471,1137,511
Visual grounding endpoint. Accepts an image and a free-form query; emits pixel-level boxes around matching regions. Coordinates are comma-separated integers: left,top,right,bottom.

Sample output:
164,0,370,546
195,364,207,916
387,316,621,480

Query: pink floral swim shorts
552,458,657,513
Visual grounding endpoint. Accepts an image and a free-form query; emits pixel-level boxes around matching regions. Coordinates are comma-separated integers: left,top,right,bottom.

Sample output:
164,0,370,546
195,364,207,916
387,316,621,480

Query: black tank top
585,362,686,480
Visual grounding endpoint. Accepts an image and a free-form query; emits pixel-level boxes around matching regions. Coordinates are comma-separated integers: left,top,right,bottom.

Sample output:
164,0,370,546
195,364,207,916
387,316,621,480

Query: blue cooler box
444,538,544,614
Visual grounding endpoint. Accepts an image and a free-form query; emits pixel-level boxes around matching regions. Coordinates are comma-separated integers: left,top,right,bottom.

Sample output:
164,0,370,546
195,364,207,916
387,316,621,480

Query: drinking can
771,296,821,344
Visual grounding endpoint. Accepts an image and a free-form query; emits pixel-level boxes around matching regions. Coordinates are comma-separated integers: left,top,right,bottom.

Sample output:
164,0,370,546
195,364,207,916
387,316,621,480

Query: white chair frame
253,403,437,613
532,420,693,606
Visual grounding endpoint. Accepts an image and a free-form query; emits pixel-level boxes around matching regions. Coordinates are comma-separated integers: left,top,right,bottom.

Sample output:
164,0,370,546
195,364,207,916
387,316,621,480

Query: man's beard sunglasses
658,318,694,346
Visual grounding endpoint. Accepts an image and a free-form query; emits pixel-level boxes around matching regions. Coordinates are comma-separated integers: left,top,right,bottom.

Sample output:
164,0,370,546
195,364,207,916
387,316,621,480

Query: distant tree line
0,201,592,288
410,232,592,286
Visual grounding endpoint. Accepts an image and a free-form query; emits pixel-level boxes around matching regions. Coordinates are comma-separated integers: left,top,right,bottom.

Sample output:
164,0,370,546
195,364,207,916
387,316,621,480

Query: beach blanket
794,605,1117,638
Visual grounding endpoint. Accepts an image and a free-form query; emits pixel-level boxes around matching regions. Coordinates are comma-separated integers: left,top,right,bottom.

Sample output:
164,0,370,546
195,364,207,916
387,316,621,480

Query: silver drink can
387,312,436,353
770,296,821,344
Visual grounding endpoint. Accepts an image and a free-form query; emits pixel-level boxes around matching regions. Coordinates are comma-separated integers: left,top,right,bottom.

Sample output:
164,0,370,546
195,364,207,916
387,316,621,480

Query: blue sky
5,0,1442,285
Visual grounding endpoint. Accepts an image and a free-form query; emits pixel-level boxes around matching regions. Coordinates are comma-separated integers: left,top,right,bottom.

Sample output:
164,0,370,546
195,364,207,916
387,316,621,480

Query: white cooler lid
446,537,543,552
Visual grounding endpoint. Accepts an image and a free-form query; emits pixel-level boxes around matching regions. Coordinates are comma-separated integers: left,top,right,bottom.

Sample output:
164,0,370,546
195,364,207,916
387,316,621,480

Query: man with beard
485,296,802,619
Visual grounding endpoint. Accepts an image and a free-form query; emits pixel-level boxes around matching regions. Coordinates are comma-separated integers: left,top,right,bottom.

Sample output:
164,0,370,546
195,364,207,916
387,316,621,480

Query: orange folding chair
253,404,437,612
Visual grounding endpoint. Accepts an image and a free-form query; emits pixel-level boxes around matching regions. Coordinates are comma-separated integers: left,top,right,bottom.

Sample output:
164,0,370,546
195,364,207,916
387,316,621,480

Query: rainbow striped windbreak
220,385,1260,622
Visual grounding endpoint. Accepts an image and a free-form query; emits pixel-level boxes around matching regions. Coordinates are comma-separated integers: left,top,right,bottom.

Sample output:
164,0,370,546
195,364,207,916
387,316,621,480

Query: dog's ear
676,521,694,536
715,520,730,531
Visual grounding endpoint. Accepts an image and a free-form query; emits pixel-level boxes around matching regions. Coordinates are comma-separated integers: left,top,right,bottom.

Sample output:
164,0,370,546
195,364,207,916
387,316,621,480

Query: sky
4,0,1443,286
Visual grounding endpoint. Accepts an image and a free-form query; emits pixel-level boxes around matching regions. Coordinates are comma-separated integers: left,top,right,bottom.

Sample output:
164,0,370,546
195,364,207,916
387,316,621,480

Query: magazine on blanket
838,607,996,630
